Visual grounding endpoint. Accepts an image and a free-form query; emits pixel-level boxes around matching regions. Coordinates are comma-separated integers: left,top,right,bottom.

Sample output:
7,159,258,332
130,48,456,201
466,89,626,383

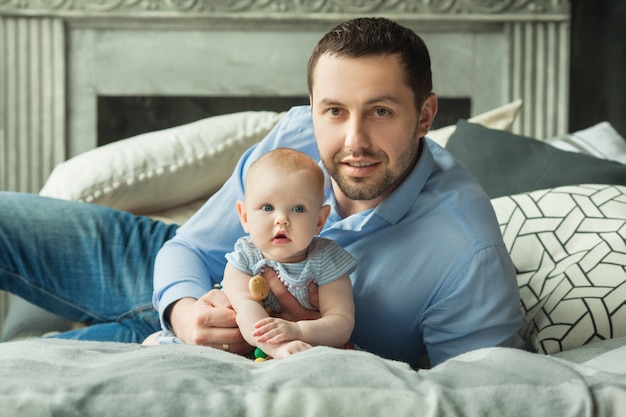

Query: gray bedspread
1,338,625,417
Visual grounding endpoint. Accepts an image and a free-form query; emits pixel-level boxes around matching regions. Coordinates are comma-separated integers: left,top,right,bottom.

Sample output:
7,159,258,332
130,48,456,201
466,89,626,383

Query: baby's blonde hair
246,148,325,198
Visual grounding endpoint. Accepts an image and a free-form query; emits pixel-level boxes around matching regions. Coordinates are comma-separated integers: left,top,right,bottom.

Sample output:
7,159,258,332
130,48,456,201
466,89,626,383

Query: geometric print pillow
491,184,626,354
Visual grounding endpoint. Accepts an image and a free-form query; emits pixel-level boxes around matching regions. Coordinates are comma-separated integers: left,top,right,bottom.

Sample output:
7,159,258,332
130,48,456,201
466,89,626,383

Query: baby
221,148,357,359
143,148,356,360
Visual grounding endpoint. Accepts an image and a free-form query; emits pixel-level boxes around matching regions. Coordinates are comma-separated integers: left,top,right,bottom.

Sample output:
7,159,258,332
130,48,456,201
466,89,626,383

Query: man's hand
263,267,321,321
168,290,252,355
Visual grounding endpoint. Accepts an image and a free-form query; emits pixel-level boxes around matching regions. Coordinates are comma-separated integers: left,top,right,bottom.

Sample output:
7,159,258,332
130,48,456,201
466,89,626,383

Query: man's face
310,53,433,213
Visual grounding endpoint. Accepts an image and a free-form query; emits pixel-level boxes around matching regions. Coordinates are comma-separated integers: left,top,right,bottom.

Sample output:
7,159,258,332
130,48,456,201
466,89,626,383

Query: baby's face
241,168,325,263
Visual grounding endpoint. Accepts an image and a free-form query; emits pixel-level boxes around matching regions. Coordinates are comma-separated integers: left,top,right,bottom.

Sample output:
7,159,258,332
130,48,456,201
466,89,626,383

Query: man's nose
344,115,370,153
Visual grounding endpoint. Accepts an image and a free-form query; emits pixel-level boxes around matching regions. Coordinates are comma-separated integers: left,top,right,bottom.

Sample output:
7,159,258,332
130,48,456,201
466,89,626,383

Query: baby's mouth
272,231,289,242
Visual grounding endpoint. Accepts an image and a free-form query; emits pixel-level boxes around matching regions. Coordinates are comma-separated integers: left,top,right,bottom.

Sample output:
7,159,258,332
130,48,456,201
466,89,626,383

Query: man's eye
261,204,273,212
292,205,305,213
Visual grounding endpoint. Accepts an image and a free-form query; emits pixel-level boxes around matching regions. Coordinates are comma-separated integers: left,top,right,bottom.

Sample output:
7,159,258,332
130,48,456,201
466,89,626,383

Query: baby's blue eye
261,204,273,212
292,205,305,213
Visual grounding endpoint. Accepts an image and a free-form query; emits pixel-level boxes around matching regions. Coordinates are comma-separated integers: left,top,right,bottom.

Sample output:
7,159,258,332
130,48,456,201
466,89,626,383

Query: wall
67,27,510,156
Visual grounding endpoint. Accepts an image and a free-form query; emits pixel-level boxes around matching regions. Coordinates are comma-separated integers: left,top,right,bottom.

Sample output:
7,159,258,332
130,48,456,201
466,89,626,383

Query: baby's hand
253,317,302,344
271,340,312,359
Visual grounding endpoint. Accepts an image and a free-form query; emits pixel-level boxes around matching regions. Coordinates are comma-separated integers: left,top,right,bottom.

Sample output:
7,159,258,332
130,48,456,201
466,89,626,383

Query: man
0,17,521,367
152,17,522,367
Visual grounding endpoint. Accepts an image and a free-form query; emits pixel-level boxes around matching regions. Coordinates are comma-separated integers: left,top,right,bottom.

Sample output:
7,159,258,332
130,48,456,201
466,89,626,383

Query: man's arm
168,293,251,354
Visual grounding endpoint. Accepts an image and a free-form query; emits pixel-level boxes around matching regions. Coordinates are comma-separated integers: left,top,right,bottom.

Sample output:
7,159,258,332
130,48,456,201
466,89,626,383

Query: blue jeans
0,192,178,342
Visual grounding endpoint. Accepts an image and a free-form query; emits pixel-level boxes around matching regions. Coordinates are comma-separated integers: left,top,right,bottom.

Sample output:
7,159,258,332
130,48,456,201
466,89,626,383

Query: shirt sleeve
152,106,318,328
313,238,358,286
420,242,522,367
224,237,257,276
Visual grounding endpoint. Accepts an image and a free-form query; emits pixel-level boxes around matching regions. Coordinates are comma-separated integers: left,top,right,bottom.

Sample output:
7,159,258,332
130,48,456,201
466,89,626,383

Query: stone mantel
1,0,571,195
1,0,570,24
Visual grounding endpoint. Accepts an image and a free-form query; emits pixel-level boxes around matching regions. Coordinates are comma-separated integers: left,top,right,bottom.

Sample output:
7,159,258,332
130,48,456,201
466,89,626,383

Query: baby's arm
221,263,310,358
254,274,354,348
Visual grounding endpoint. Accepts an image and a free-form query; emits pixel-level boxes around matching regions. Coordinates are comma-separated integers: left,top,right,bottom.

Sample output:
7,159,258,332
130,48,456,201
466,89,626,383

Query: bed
1,104,626,416
1,338,625,416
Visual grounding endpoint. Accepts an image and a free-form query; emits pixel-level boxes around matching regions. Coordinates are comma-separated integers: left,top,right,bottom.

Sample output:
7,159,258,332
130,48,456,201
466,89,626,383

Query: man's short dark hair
307,17,433,109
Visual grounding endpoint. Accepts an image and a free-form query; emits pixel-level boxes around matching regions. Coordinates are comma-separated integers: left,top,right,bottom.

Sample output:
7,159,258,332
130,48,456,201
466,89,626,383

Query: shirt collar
374,138,433,224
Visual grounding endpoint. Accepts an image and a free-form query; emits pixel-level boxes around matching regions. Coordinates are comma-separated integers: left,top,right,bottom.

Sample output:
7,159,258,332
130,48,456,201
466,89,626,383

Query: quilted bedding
1,338,625,417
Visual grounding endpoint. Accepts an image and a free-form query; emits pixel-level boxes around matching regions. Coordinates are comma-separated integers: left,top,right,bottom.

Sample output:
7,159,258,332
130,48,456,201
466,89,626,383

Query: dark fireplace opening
97,96,470,146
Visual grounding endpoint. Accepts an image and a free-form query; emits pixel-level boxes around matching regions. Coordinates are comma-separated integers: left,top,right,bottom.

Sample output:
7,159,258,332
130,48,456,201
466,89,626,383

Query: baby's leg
141,329,183,346
141,331,160,346
271,340,312,359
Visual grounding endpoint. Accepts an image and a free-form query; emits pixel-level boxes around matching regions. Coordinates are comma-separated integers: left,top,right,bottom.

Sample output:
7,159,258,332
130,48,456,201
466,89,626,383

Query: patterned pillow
491,184,626,354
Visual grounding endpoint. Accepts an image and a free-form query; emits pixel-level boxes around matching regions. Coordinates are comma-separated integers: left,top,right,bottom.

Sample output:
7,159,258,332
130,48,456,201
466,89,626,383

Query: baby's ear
236,201,249,232
316,204,331,232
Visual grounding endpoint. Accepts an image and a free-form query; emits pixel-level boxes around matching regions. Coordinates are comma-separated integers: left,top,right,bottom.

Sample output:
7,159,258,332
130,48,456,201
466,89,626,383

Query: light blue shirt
153,105,522,366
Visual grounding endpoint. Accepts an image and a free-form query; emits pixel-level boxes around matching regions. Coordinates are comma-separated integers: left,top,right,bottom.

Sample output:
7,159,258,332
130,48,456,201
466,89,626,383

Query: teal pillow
446,120,626,198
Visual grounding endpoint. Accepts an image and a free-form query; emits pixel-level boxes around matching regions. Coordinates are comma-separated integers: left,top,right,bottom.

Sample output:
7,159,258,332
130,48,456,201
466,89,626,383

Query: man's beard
322,133,421,202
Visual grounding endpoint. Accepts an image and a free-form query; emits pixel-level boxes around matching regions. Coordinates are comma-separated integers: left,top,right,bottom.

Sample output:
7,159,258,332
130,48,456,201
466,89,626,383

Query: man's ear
316,204,331,234
417,93,438,138
236,201,249,232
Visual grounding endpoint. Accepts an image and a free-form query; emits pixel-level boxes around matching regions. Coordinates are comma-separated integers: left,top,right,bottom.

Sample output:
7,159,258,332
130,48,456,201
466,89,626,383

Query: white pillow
40,102,523,225
491,184,626,354
428,99,523,147
547,121,626,164
40,111,285,215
